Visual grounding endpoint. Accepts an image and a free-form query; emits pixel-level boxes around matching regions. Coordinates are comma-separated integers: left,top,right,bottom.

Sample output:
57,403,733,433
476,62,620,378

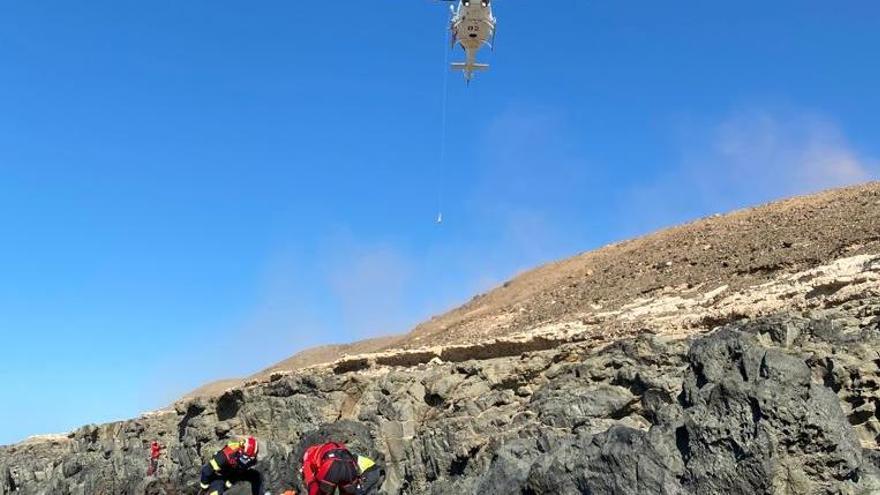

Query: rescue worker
199,436,264,495
147,440,163,476
300,442,384,495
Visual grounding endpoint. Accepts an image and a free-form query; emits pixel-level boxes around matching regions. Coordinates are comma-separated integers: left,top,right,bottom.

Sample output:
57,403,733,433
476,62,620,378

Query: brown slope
180,335,403,399
180,379,243,401
393,182,880,349
182,182,880,399
246,334,404,381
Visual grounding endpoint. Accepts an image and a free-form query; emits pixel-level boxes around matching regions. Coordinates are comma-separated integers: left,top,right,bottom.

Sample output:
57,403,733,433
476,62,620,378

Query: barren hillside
400,182,880,348
198,182,880,396
184,336,404,399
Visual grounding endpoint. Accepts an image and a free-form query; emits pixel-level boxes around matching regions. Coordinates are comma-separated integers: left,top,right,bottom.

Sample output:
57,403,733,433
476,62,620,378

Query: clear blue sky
1,0,878,444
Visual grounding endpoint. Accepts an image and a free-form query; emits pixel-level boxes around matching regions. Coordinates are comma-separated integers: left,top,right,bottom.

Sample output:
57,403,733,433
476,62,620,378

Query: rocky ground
2,184,880,494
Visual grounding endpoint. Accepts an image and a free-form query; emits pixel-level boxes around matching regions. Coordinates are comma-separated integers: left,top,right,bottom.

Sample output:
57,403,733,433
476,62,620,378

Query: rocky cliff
3,184,880,494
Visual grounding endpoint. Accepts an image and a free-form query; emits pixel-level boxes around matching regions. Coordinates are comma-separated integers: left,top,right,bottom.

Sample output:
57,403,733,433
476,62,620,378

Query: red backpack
303,442,360,495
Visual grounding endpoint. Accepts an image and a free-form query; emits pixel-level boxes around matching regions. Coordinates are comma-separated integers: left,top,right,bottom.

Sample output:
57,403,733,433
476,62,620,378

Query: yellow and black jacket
199,441,262,495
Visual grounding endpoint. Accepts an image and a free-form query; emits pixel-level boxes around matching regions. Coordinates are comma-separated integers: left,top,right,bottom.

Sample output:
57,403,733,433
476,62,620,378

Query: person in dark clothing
199,436,264,495
300,442,384,495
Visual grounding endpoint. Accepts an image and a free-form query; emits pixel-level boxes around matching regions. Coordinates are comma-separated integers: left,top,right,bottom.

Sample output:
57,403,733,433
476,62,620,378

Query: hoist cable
436,22,452,224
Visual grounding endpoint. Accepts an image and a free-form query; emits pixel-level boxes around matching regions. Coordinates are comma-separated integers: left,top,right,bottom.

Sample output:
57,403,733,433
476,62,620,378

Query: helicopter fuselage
450,0,495,51
449,0,495,81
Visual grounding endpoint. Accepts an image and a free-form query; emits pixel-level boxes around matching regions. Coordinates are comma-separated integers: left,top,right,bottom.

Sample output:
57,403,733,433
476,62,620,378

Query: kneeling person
200,436,264,495
301,442,384,495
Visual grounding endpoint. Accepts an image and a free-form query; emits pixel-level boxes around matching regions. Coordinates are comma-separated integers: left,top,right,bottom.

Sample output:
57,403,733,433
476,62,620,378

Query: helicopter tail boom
450,62,489,71
451,61,489,81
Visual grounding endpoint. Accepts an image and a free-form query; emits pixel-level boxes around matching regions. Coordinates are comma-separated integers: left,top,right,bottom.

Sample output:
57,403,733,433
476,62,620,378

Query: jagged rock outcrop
3,302,880,494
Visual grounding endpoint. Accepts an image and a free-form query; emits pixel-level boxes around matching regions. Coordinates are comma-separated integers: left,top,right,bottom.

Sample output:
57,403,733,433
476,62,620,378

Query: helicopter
442,0,496,83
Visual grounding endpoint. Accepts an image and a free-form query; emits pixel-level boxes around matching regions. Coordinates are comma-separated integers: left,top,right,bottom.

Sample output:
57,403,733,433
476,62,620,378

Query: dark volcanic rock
3,309,880,494
525,426,685,494
678,329,864,493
